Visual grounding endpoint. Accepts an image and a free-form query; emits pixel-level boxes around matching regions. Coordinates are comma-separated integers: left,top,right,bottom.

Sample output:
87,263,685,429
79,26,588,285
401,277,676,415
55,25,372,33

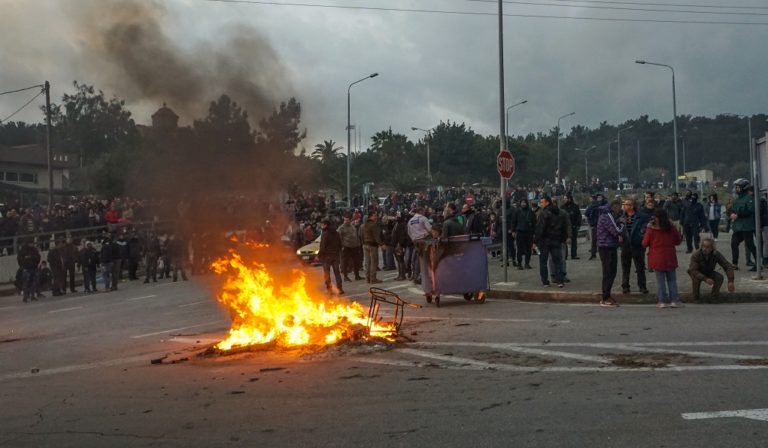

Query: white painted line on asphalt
590,343,761,361
408,287,424,295
413,340,768,349
413,342,609,364
48,306,82,314
0,306,17,311
126,295,157,302
0,353,167,383
130,320,225,339
682,408,768,422
398,348,500,370
178,300,208,308
380,316,571,324
168,337,221,345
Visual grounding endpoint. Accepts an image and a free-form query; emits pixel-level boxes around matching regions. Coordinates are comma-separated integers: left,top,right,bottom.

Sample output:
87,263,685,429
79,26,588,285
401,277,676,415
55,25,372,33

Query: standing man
597,200,624,307
362,211,383,284
17,240,41,302
338,216,362,281
584,193,606,260
407,206,432,285
143,231,161,284
47,239,66,296
80,241,99,293
534,196,565,288
100,236,113,291
62,238,79,293
561,194,582,260
664,192,684,233
730,179,757,270
127,232,143,281
511,198,536,270
681,192,707,254
169,234,189,282
318,218,344,294
620,199,650,294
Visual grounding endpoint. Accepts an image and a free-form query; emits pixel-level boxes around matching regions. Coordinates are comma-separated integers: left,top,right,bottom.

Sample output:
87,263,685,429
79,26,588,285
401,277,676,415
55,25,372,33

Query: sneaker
557,283,564,288
747,260,755,267
670,301,684,308
588,255,596,260
600,298,619,307
543,282,551,288
640,288,649,294
572,256,580,260
517,266,524,271
563,277,571,283
733,265,740,271
525,264,532,269
622,288,630,294
656,302,669,308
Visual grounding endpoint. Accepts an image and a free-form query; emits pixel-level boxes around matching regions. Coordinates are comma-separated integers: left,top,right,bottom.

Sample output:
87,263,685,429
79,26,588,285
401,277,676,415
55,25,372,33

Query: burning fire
211,242,396,351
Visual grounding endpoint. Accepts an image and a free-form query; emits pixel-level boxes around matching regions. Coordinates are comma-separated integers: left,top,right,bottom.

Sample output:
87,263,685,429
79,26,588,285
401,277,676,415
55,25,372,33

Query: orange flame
211,244,396,351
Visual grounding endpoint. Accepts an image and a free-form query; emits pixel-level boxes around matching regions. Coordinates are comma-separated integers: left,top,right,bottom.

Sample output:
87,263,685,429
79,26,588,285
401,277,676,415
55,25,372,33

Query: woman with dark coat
642,208,683,308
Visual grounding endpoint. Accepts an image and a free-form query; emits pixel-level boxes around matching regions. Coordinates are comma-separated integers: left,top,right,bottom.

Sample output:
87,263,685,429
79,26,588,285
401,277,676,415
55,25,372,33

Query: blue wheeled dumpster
419,235,489,307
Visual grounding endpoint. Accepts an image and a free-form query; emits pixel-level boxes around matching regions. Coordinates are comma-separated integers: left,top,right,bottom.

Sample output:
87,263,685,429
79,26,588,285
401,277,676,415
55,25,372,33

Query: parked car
296,235,321,265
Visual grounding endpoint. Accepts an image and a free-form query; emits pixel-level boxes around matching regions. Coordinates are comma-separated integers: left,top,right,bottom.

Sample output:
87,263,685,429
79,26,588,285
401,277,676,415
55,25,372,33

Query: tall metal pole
44,81,53,211
750,117,762,279
556,112,575,187
497,0,508,282
608,141,611,165
637,140,641,178
427,137,432,182
617,130,621,186
671,67,679,193
346,89,351,204
682,139,686,174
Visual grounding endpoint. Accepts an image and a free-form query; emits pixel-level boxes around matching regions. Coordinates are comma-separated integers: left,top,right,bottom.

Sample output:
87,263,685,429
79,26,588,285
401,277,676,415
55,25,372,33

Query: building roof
0,144,79,169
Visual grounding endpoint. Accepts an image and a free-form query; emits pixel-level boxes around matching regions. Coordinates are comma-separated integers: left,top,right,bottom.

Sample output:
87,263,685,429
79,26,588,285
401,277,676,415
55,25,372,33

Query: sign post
497,149,515,282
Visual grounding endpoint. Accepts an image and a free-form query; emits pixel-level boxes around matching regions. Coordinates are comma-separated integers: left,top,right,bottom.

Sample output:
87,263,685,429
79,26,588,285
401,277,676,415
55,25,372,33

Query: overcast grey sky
2,0,767,152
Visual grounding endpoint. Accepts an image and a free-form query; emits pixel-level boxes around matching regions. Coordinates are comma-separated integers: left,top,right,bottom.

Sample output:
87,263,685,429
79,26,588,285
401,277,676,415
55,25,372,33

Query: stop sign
497,150,515,179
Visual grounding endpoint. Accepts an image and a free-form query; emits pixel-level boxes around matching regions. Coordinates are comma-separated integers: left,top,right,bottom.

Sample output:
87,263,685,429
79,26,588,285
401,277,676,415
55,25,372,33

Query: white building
0,144,79,191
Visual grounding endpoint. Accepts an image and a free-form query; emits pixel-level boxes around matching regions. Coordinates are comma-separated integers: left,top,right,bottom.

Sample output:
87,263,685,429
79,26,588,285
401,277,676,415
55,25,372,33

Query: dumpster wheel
463,293,474,301
474,291,486,304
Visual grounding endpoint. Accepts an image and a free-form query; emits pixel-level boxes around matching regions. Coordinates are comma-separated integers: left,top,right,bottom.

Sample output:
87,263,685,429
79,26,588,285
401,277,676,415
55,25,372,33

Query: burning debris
209,242,398,353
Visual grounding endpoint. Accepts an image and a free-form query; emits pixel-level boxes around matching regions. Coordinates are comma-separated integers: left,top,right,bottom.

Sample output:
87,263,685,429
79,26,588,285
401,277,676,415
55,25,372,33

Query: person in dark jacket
143,231,161,284
561,194,582,260
62,238,79,293
620,199,650,295
110,235,127,290
100,236,114,291
168,234,188,282
442,203,465,238
584,193,606,260
80,241,99,293
663,192,684,233
318,219,344,294
596,200,624,307
127,233,143,280
47,239,66,296
338,216,362,281
512,199,536,269
705,194,722,241
17,240,41,302
534,196,564,287
390,214,410,281
681,192,708,253
688,238,735,302
362,212,383,284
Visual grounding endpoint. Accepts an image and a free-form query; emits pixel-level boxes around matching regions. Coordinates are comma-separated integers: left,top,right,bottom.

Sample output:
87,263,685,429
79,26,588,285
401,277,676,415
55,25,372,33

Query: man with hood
596,200,624,307
584,193,606,260
681,192,708,253
318,218,344,294
730,179,757,270
442,203,465,238
663,192,684,232
561,194,582,260
511,198,536,269
534,196,565,287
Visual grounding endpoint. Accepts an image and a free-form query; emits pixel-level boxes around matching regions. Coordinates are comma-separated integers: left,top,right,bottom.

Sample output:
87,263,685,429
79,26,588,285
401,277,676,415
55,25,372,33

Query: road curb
486,288,768,304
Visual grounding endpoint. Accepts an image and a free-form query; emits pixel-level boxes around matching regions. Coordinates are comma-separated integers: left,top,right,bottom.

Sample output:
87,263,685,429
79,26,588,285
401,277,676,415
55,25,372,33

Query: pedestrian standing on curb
534,196,565,288
705,194,722,241
511,198,536,270
338,216,362,282
681,192,707,254
62,238,79,293
80,241,99,293
561,194,582,260
48,239,66,296
664,192,684,233
143,231,161,284
730,179,757,270
642,208,683,308
620,199,650,295
585,193,606,260
391,212,410,281
17,240,41,302
362,211,383,284
318,218,344,295
596,200,624,307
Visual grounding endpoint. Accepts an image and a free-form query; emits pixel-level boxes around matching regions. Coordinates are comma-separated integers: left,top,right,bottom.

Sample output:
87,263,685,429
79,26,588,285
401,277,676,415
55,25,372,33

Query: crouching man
687,238,735,302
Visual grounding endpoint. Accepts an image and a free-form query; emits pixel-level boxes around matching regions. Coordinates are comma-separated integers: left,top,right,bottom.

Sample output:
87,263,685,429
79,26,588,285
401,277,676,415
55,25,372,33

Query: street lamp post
347,72,379,204
411,127,433,182
636,59,679,193
556,112,576,186
505,100,528,149
574,145,597,186
617,125,633,188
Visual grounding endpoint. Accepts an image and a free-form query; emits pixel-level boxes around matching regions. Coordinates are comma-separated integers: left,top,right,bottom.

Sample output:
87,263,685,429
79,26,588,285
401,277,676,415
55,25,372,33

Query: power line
467,0,768,16
204,0,768,25
0,89,45,124
518,0,768,11
0,84,44,97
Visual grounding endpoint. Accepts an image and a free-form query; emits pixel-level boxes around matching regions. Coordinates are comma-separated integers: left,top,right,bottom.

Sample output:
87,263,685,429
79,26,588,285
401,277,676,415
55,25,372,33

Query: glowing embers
211,242,396,351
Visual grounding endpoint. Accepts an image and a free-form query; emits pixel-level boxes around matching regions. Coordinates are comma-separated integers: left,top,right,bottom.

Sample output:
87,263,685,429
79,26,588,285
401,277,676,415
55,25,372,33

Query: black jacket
47,247,64,271
80,247,99,270
561,202,582,229
511,207,536,233
17,245,41,270
534,204,564,246
318,227,342,260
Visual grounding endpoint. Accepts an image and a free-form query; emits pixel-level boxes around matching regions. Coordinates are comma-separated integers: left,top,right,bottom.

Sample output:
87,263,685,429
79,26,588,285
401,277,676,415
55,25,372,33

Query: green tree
256,98,307,156
311,140,343,164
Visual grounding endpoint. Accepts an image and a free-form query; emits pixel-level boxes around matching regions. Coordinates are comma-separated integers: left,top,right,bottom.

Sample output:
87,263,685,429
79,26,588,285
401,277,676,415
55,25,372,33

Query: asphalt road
2,269,768,447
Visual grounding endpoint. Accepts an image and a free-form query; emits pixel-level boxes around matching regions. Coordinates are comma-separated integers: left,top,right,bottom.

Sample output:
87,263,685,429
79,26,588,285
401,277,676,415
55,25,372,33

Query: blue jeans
655,270,679,303
539,243,563,284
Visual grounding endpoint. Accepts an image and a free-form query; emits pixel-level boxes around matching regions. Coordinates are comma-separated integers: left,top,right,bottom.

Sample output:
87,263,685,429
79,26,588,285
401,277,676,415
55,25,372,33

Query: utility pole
44,81,53,211
637,140,641,179
497,0,509,282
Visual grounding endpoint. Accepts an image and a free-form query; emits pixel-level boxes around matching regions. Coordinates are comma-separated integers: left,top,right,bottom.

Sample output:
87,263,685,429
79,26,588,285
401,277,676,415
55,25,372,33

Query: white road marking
48,306,82,314
413,340,768,348
0,306,17,311
0,353,168,382
130,320,225,339
178,300,208,308
413,342,610,364
682,408,768,422
589,343,761,361
380,316,570,324
126,295,157,302
408,287,424,295
168,337,222,345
